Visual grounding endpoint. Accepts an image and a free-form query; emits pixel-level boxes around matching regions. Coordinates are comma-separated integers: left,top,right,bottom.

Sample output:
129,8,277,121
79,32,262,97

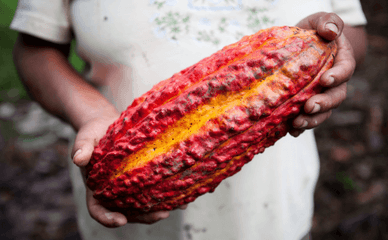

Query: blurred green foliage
336,171,362,192
0,0,85,102
0,1,18,26
69,41,86,73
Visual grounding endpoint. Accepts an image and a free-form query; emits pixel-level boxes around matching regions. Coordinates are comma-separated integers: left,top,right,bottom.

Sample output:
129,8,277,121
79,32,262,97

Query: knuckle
325,84,347,110
334,86,347,107
340,89,347,101
320,99,331,110
307,119,318,129
306,111,332,128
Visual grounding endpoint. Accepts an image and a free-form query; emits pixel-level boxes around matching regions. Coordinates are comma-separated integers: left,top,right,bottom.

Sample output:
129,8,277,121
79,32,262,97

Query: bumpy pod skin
86,26,337,213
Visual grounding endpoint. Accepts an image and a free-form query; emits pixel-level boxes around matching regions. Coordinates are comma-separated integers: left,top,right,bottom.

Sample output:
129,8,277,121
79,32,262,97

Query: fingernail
116,217,127,227
105,212,113,220
297,120,308,129
159,211,170,219
73,149,82,160
325,23,339,35
326,76,335,86
310,104,321,114
294,119,308,129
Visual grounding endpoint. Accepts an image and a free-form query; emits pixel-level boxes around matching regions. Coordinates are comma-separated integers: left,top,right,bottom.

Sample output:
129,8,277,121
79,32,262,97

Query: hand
71,114,187,227
290,12,356,137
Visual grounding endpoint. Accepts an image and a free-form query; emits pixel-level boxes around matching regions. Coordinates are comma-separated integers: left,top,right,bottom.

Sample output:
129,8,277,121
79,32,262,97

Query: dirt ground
0,1,387,239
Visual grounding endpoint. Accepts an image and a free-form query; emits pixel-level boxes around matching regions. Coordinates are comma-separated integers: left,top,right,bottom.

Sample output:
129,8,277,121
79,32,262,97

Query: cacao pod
86,26,337,213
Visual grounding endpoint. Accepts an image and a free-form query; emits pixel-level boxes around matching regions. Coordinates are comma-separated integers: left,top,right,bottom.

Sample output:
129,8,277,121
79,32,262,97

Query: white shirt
11,1,366,239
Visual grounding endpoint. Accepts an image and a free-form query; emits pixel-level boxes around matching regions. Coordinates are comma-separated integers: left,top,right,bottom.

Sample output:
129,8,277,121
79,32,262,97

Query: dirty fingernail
294,119,308,129
325,23,339,35
298,120,308,129
311,104,321,114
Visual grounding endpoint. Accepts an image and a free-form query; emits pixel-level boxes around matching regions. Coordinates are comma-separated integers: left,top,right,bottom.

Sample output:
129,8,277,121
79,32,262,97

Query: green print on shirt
151,1,275,45
189,0,242,10
196,30,220,45
193,0,237,4
154,12,191,40
218,17,228,33
246,7,274,32
153,1,166,9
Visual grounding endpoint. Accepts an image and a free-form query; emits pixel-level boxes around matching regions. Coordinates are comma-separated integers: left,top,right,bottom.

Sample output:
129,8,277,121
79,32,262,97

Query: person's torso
68,2,328,239
69,0,333,111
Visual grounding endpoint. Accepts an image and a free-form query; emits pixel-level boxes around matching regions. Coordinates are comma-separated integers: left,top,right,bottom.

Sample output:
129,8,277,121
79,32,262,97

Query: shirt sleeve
331,0,367,26
10,0,72,44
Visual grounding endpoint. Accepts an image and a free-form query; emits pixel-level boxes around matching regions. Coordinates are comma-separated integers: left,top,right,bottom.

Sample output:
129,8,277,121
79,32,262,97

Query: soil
0,1,387,239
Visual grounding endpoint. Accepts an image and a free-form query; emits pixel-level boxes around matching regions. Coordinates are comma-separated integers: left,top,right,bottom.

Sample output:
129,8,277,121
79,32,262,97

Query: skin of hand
71,115,188,228
289,12,367,137
12,34,186,228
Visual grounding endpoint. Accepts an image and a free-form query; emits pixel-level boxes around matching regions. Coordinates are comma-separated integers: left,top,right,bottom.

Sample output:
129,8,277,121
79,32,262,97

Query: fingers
298,13,356,88
125,204,188,224
320,34,356,87
293,110,333,130
314,13,344,41
296,12,344,41
86,189,128,228
71,131,97,167
87,193,170,227
179,204,188,210
71,115,119,167
289,128,305,138
126,211,170,224
293,13,355,135
305,83,347,114
292,82,347,130
87,189,171,227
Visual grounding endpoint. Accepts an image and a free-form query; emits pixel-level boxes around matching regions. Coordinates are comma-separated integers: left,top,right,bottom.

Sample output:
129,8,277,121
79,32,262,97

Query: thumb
313,13,344,41
297,12,344,41
71,130,99,167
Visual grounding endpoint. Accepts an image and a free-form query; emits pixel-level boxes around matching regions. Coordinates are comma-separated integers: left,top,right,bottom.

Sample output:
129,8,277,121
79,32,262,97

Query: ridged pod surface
86,26,337,213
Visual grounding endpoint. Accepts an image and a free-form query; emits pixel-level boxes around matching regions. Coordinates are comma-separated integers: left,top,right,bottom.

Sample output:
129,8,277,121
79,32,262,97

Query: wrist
72,103,120,131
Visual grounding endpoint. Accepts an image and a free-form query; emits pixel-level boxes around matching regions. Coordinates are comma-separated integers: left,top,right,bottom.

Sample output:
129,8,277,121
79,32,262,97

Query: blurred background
0,1,387,239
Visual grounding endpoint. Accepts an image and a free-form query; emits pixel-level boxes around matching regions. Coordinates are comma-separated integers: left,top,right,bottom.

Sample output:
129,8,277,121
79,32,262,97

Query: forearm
13,34,118,131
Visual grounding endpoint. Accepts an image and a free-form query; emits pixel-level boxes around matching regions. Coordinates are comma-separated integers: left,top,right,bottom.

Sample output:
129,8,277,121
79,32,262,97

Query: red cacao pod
86,26,337,213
